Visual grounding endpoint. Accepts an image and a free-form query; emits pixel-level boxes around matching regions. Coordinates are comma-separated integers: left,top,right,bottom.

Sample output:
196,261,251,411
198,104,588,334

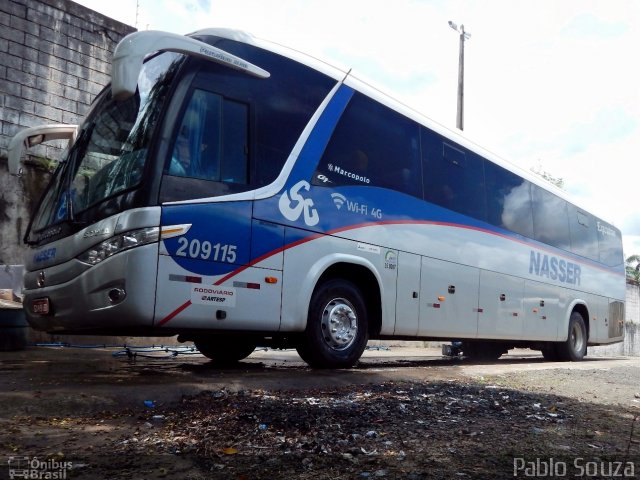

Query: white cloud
74,0,639,254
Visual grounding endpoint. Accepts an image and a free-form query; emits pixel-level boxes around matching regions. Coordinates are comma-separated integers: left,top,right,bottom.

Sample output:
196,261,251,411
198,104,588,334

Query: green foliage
625,255,640,283
26,155,58,173
530,164,564,189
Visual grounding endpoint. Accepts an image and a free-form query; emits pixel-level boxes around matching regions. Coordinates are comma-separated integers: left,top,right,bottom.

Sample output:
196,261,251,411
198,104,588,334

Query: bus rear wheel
296,279,369,369
555,311,587,361
194,335,257,365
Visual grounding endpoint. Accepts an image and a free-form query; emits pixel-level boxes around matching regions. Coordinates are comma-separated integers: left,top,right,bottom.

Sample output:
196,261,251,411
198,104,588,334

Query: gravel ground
0,347,639,479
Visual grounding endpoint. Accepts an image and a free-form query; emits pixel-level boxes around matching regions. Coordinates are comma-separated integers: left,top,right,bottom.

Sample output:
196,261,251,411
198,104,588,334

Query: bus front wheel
296,279,369,369
194,335,257,365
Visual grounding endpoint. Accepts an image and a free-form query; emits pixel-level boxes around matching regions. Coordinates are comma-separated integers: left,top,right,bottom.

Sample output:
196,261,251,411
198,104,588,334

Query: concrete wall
0,0,135,265
589,282,640,357
624,281,640,324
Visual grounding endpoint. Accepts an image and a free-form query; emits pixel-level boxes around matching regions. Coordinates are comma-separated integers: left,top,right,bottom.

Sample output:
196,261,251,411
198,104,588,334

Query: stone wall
0,0,135,265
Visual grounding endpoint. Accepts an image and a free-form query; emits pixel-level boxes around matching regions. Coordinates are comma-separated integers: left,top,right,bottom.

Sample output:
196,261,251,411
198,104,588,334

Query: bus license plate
32,298,50,315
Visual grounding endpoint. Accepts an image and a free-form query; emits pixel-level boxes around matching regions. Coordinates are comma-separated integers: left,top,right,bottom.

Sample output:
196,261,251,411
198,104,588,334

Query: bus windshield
27,52,185,243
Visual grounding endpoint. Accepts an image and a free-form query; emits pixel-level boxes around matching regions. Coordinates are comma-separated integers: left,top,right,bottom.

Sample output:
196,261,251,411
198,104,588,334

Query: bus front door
154,202,284,332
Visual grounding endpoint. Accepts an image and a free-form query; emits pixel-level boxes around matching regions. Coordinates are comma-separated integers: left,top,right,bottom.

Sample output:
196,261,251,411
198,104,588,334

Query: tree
530,164,564,189
625,255,640,283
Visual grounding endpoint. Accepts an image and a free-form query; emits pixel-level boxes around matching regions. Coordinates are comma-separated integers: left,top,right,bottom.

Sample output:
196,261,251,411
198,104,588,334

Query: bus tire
296,279,369,369
194,335,257,365
556,311,587,361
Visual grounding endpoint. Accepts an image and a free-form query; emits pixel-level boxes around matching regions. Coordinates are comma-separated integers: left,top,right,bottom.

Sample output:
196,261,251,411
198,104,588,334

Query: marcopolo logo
278,180,319,226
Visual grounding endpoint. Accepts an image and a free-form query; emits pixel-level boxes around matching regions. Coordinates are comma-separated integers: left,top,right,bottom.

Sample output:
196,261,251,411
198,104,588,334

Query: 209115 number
175,237,237,263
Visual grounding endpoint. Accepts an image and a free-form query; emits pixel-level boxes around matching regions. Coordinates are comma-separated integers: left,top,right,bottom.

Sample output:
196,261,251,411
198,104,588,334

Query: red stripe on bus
158,218,623,327
158,300,191,326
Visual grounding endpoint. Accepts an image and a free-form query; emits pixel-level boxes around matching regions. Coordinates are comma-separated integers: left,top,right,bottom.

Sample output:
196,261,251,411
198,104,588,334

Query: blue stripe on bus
285,84,355,185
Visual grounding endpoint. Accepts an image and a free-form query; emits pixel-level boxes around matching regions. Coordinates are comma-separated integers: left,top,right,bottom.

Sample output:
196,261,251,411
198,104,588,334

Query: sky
74,0,640,257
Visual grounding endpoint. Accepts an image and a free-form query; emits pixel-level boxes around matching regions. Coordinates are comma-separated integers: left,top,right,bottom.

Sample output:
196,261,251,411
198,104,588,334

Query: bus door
153,84,285,331
155,203,285,332
419,257,480,338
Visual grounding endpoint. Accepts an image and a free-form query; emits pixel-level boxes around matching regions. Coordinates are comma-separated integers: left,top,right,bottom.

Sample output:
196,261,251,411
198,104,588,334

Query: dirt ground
0,344,638,479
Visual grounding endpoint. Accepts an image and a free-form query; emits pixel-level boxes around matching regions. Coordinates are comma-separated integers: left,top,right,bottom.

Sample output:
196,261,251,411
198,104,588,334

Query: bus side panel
393,251,421,336
523,280,568,341
419,256,479,338
279,228,394,335
154,255,282,331
477,270,525,340
578,292,607,344
251,219,285,271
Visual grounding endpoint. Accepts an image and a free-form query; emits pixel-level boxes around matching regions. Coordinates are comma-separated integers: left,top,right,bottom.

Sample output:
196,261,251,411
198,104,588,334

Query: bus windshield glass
28,52,185,240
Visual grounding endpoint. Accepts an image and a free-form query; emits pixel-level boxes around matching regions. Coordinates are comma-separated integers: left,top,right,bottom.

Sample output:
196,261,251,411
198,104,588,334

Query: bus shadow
177,352,629,375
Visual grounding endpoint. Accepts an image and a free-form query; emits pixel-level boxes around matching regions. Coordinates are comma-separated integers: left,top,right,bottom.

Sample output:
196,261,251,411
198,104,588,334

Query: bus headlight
77,227,159,265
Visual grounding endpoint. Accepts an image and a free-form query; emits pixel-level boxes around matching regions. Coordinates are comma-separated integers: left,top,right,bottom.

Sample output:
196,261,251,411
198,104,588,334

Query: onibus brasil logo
278,180,320,226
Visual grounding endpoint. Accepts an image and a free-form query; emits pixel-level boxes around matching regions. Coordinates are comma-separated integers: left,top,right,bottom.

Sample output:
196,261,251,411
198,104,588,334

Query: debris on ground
99,380,638,479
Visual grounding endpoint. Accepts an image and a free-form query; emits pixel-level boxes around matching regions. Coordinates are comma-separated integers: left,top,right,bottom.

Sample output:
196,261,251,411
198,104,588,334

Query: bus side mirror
7,124,78,176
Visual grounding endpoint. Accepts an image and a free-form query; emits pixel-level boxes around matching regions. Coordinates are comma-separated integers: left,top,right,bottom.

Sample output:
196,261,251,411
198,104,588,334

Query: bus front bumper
23,243,159,334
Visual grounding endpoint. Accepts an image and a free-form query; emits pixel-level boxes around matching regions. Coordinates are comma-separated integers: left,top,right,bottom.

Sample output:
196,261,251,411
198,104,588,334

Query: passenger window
597,220,623,266
422,130,486,220
568,205,599,260
484,161,534,238
168,89,248,184
313,92,422,198
531,185,571,250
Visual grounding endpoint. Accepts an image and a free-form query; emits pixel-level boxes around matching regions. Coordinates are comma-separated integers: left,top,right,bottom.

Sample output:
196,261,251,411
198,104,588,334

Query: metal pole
449,21,470,131
457,25,465,130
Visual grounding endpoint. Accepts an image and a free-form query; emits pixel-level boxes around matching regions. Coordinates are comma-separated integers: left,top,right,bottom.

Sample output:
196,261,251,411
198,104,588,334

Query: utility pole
448,21,471,131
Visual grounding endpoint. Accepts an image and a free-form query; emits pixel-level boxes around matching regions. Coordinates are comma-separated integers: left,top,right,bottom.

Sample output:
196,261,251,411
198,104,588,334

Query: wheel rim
570,321,585,354
320,297,358,351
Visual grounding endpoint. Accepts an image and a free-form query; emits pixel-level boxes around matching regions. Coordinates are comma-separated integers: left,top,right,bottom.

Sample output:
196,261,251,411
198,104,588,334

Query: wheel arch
298,255,383,337
566,300,590,341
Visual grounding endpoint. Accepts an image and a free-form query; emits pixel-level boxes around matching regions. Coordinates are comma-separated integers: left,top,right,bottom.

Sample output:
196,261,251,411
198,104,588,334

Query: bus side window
568,206,599,260
168,89,248,184
531,185,571,250
484,160,534,238
597,219,623,266
422,130,486,220
313,92,422,198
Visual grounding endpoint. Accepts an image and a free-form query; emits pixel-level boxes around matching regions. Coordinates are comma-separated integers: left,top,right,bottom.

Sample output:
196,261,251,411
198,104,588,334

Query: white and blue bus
12,29,625,368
